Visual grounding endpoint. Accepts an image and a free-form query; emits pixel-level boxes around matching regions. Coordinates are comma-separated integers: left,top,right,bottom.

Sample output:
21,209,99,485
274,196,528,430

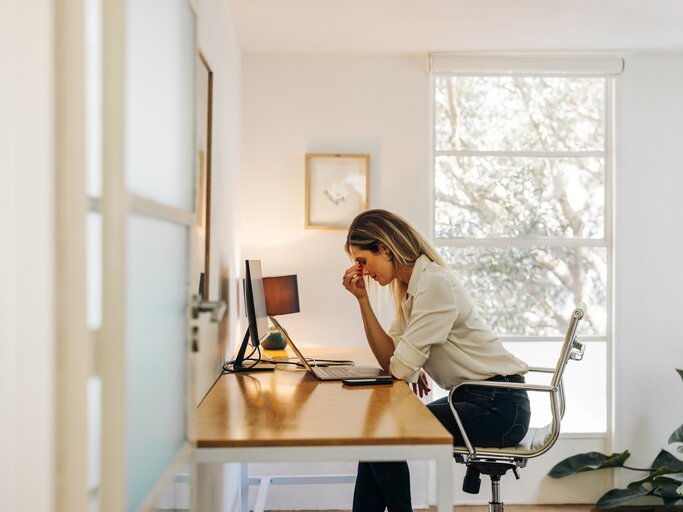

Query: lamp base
262,329,287,350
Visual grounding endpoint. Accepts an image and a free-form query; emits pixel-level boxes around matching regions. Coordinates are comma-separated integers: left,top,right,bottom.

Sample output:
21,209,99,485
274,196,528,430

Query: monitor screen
244,259,269,347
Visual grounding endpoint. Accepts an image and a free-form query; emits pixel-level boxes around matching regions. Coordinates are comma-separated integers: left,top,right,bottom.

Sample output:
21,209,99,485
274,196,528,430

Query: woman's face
349,245,395,286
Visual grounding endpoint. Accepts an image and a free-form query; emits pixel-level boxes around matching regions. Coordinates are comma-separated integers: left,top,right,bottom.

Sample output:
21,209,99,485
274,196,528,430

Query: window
430,59,614,434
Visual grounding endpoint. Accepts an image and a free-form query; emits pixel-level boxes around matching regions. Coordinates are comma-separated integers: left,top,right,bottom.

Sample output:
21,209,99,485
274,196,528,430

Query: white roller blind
429,54,624,76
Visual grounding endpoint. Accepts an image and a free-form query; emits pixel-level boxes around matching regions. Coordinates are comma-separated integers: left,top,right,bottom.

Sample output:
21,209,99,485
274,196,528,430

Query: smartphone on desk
342,377,393,386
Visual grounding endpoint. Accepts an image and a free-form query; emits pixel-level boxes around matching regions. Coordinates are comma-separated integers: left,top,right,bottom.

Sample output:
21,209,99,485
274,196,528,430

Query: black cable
224,350,355,372
223,344,263,372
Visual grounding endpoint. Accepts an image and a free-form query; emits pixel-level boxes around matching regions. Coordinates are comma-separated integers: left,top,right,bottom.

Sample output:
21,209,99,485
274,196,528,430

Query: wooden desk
193,348,453,511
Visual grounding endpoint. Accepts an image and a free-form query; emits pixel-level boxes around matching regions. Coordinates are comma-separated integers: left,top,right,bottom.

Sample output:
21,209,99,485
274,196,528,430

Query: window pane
435,155,605,239
430,341,606,433
437,246,606,336
504,341,607,433
435,76,605,152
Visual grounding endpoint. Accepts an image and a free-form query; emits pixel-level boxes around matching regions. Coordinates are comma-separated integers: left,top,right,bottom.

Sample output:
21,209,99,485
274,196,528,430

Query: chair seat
452,424,553,458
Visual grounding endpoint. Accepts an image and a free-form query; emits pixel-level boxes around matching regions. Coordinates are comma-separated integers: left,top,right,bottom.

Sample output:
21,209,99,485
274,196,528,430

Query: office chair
449,303,587,512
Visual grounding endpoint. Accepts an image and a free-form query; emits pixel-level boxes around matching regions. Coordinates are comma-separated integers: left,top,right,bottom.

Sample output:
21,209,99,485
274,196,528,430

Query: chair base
460,459,522,512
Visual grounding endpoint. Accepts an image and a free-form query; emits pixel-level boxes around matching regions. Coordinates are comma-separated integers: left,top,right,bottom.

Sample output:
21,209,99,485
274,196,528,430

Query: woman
342,209,530,512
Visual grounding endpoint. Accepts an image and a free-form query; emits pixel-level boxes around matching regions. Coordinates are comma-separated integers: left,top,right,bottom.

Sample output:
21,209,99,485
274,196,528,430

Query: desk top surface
193,347,452,448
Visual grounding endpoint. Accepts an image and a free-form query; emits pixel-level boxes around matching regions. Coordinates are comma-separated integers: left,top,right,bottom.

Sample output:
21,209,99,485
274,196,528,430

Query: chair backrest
552,303,586,389
451,303,588,459
526,303,586,455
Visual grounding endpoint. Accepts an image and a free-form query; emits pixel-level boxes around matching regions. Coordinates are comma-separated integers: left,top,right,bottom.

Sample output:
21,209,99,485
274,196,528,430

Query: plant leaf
669,424,683,444
677,368,683,382
654,480,683,504
651,473,683,499
663,495,683,506
549,451,630,479
596,487,649,508
653,471,683,484
652,449,683,472
627,466,679,488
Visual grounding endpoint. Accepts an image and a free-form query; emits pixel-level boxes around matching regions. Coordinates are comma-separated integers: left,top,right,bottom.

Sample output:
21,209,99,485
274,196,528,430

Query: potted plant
548,369,683,509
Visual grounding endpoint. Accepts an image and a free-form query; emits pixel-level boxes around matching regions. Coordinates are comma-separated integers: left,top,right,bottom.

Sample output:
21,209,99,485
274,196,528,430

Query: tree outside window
432,74,610,433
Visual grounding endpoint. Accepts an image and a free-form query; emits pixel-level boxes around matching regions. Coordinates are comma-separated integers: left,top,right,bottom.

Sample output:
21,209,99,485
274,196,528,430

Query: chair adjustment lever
512,467,520,480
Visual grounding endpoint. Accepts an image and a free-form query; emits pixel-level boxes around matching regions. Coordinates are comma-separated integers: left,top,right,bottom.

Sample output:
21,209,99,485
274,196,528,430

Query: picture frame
305,153,369,229
196,52,214,298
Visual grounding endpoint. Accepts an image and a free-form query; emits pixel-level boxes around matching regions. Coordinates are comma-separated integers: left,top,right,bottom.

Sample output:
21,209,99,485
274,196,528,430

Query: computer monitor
228,259,275,372
244,259,268,348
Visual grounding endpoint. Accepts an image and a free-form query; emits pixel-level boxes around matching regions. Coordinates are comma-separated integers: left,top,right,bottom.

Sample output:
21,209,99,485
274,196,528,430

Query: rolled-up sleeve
387,319,403,347
390,340,427,382
389,275,458,383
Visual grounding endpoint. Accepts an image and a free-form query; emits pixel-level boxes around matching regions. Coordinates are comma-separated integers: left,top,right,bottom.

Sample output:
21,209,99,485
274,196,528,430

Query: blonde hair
345,209,446,323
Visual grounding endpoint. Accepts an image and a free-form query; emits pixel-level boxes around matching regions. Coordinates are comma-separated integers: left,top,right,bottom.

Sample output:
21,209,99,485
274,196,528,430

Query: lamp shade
262,275,300,316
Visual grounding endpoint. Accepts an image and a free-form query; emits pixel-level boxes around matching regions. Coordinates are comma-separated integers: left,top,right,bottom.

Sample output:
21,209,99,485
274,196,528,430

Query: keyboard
316,366,356,377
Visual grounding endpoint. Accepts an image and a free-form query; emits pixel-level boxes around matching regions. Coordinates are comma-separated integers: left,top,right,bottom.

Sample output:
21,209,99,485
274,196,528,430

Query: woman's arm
356,295,395,371
342,264,395,371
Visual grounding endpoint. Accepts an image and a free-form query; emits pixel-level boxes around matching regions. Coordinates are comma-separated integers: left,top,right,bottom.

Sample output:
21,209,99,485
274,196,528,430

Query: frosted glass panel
126,214,188,511
125,0,195,210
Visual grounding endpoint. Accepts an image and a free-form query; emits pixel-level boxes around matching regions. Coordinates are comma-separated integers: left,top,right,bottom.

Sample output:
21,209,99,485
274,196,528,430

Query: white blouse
388,254,528,389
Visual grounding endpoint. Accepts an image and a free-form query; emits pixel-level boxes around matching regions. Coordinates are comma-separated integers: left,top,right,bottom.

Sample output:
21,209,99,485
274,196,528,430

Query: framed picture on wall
196,52,214,298
305,153,369,229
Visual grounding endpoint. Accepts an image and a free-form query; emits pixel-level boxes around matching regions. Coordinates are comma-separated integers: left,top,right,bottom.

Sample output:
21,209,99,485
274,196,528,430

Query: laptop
269,316,392,381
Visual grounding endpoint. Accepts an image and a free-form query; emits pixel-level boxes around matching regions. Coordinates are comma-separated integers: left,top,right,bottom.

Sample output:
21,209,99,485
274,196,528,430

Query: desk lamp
262,275,300,350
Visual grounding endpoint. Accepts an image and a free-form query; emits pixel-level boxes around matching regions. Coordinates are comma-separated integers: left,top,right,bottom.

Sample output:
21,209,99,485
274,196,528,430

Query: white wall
193,0,244,510
240,54,620,507
194,0,243,398
0,0,56,510
240,55,430,347
614,53,683,488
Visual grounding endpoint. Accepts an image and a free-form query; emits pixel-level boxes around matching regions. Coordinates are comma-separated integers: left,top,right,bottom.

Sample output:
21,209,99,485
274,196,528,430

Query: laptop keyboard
317,366,355,377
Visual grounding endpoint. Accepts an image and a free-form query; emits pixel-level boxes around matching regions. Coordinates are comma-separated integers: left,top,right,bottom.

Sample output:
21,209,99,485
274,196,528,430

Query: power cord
224,348,355,372
224,345,277,372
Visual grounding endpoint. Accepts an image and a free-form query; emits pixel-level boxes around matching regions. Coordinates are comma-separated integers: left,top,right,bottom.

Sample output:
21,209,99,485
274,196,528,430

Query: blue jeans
352,375,530,512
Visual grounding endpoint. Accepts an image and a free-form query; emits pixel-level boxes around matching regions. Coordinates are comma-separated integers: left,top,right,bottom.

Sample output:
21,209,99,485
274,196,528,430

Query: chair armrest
527,366,555,374
448,380,558,458
453,380,556,393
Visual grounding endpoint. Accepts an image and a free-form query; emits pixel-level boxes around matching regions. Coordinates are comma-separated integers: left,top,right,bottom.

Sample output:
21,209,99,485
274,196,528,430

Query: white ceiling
226,0,683,54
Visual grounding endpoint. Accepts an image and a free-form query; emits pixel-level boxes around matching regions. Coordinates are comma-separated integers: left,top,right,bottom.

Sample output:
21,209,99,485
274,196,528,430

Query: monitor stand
224,329,276,373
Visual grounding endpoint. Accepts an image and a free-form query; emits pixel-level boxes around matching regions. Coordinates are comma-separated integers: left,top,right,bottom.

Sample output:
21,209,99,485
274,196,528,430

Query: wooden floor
290,506,594,512
440,506,593,512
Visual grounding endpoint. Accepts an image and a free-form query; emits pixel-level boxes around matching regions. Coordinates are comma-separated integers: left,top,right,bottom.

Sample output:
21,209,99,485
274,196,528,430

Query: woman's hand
411,371,431,398
342,263,368,300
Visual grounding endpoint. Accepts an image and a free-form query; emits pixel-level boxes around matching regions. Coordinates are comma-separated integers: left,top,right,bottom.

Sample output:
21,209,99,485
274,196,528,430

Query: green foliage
669,425,683,445
548,369,683,508
548,451,631,478
596,488,649,509
433,76,607,337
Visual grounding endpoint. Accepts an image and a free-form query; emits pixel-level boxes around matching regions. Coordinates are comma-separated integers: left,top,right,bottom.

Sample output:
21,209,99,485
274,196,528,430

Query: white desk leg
240,463,249,512
190,454,198,512
436,451,453,512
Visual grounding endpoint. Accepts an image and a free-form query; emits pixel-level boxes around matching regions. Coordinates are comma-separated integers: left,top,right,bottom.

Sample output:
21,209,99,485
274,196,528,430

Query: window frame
427,62,615,438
